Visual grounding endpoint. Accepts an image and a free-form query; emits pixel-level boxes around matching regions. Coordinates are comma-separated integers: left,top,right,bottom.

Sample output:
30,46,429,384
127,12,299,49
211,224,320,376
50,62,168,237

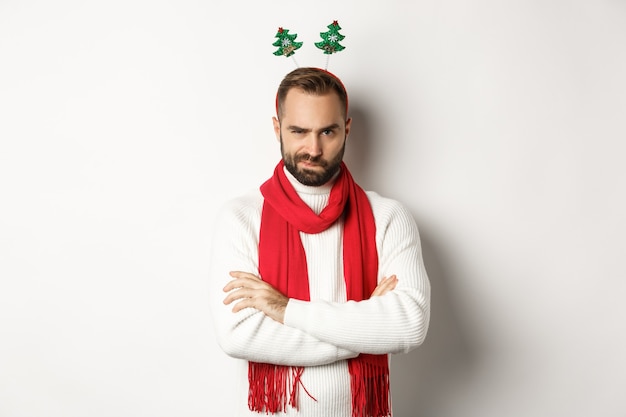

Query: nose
305,135,322,157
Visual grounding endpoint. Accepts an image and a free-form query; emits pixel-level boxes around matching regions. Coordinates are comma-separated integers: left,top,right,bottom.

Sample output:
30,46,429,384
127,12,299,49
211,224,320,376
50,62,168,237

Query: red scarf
250,160,391,417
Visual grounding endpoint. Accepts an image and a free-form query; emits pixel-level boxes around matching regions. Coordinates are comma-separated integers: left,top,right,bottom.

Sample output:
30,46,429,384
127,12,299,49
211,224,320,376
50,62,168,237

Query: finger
377,275,394,288
231,298,255,313
227,290,272,314
223,287,256,305
229,271,261,280
223,278,247,292
372,275,398,297
371,277,391,296
387,275,398,290
223,275,262,292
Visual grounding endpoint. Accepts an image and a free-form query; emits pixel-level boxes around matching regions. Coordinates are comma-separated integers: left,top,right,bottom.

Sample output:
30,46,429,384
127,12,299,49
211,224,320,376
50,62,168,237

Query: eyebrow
286,123,341,133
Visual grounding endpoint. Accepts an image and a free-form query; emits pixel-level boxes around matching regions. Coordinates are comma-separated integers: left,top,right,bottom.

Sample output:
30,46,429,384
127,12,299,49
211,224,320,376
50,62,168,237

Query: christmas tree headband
273,21,349,117
272,20,346,69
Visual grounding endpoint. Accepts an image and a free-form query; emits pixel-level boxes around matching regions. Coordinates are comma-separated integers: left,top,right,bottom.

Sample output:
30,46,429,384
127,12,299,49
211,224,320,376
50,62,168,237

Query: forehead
280,88,345,123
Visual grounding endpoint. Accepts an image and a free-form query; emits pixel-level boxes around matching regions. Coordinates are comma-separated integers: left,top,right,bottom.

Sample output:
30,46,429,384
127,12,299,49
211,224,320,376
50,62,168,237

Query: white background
1,1,625,416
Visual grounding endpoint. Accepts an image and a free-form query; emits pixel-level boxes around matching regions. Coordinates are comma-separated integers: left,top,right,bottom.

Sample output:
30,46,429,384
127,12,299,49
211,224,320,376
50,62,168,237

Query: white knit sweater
208,167,430,417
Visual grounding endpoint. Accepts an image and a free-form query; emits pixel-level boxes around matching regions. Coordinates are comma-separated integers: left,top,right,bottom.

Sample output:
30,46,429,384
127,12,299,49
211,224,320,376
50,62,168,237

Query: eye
291,129,304,135
322,129,334,136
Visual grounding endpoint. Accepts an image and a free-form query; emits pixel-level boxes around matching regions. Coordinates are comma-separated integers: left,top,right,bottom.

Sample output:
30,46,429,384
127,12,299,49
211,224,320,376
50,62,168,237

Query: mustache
295,154,327,166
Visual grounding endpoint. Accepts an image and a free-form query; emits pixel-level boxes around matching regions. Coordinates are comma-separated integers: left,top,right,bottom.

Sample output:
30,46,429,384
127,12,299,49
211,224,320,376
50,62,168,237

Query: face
273,88,351,187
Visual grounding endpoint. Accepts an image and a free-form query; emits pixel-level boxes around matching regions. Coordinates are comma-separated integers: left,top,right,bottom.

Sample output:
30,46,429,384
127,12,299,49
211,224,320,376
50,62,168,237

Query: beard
281,135,346,187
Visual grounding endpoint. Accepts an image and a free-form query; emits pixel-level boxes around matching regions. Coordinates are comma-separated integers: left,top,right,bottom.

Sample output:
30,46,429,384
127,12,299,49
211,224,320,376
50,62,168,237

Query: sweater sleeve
283,195,431,355
208,192,360,366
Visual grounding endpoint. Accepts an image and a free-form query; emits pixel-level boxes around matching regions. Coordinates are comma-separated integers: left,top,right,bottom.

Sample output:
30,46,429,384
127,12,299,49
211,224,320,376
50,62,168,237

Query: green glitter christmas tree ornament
315,20,346,55
272,27,303,58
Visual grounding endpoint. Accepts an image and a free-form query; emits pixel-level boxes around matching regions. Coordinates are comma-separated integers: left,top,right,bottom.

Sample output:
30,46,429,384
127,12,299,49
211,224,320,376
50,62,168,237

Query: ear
345,117,352,139
272,116,281,142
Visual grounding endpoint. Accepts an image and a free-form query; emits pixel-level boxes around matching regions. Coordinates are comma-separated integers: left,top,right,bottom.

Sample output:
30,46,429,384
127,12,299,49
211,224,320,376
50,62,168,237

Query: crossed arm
223,271,399,324
209,194,430,364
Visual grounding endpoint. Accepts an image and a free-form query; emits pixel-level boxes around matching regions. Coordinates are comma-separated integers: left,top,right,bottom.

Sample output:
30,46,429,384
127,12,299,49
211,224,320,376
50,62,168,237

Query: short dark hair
275,67,348,119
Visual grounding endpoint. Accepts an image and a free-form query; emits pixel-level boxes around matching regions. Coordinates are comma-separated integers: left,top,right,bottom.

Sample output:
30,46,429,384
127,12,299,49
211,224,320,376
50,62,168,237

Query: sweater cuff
284,298,308,330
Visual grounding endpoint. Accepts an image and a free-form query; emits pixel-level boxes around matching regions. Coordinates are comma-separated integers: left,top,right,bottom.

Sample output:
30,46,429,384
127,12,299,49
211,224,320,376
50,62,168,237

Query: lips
297,156,325,168
300,160,323,169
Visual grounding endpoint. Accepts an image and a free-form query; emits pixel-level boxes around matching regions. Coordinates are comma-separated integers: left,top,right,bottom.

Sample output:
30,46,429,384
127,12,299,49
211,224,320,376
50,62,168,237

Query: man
208,67,430,417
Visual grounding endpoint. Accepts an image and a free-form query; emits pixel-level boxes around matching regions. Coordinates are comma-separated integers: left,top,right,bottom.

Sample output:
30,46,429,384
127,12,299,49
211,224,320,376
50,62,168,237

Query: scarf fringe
349,355,392,417
248,363,315,413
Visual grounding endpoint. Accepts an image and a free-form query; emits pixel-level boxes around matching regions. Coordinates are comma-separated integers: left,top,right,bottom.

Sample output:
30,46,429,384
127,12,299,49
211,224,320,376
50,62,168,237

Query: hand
223,271,289,324
370,275,398,297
